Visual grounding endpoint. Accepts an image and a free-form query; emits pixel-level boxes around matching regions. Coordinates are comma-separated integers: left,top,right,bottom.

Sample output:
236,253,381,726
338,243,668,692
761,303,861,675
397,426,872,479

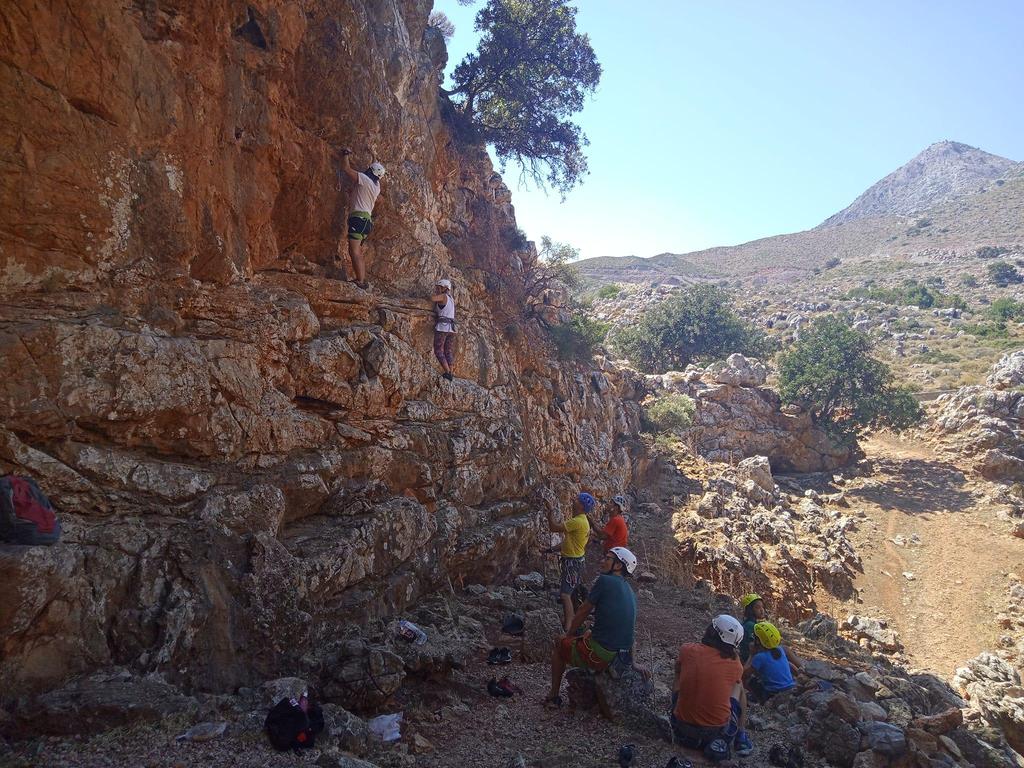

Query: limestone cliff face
0,1,645,695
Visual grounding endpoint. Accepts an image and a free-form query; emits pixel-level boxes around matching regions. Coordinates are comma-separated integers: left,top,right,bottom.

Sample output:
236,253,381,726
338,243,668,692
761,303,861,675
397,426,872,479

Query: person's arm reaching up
340,148,359,183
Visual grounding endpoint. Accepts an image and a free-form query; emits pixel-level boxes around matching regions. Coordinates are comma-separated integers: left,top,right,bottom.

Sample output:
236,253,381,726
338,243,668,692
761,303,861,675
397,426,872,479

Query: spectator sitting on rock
431,278,456,381
590,494,629,553
336,147,384,289
671,615,754,760
546,492,594,630
544,546,640,708
737,592,767,663
743,621,802,703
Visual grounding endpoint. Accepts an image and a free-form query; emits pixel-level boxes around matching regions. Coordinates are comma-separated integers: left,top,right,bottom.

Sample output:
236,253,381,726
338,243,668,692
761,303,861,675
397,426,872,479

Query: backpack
264,694,324,752
0,475,61,545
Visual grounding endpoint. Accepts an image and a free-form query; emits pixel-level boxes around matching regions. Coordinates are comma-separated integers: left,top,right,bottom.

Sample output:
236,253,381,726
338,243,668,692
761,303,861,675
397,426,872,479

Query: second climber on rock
432,278,457,381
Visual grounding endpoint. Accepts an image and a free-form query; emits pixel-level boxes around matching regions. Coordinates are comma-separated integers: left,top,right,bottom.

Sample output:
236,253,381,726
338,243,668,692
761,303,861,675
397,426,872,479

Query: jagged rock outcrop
673,455,861,620
930,350,1024,481
649,354,850,472
0,0,646,697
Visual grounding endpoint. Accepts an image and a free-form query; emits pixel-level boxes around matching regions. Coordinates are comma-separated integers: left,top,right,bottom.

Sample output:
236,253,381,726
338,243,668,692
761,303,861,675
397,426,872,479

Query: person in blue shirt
743,622,803,703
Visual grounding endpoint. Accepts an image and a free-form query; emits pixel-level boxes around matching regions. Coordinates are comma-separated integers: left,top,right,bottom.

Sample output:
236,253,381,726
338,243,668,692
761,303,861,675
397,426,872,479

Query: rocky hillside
821,140,1021,227
0,0,645,697
577,142,1024,284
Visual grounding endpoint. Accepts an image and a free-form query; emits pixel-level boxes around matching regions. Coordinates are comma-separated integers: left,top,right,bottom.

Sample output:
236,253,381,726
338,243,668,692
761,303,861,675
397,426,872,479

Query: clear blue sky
433,0,1024,261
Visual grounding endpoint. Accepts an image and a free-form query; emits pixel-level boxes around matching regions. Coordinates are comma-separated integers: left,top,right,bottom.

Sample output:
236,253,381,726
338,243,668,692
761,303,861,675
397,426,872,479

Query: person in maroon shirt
591,494,629,553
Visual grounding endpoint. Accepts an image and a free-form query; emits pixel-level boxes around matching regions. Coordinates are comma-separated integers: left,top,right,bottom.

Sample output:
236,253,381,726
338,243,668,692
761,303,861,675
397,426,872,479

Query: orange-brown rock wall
0,1,645,695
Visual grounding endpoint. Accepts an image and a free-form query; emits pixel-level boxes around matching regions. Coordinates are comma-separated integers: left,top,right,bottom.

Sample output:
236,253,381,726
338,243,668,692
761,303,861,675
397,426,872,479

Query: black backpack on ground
264,694,324,751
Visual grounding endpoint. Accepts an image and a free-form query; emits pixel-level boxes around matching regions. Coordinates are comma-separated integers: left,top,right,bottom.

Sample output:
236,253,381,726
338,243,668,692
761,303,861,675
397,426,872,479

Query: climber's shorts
558,633,615,671
558,555,586,595
347,211,373,241
670,695,740,748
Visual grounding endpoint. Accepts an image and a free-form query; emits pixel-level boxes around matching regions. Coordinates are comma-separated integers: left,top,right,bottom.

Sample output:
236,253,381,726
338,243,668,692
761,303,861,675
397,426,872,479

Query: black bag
264,694,324,751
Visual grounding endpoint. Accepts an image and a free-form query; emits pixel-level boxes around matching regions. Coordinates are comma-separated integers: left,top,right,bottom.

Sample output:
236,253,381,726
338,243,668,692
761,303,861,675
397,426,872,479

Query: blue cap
578,492,596,513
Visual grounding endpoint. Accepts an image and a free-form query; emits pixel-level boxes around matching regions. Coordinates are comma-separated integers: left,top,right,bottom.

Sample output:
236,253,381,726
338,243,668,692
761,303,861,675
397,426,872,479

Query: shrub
987,298,1024,322
960,275,979,288
549,314,608,362
987,261,1022,287
778,316,923,445
612,284,770,373
644,393,696,433
976,245,1010,259
596,283,622,299
963,322,1011,339
917,350,959,364
846,280,965,310
823,257,842,269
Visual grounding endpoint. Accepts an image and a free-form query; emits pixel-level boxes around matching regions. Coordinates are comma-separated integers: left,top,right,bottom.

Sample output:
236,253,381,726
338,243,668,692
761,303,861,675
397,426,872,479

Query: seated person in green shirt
547,492,594,630
545,547,641,708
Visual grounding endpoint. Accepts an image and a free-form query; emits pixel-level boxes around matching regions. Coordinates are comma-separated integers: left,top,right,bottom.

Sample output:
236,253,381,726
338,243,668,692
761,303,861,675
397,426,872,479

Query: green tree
778,316,923,445
612,284,770,373
988,297,1024,322
447,0,601,195
987,261,1022,287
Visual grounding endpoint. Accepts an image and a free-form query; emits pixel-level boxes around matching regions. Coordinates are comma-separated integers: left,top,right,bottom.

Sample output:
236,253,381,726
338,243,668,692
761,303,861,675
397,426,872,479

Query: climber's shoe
487,677,513,698
496,676,522,695
487,647,512,665
734,730,754,757
443,371,454,381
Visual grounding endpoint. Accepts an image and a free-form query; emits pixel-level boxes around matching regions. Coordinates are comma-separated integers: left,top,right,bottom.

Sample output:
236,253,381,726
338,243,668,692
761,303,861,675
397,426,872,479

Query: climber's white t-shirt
351,172,380,215
435,295,456,333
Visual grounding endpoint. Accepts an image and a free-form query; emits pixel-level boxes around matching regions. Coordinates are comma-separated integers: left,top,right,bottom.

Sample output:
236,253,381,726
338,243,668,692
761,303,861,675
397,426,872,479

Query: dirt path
822,434,1024,677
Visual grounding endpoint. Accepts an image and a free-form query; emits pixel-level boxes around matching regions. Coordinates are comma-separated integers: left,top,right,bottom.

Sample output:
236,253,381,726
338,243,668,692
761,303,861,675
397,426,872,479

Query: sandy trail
823,434,1024,677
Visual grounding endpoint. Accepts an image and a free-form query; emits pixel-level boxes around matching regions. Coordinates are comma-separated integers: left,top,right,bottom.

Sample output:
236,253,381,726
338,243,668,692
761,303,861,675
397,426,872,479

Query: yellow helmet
739,593,763,610
753,621,782,650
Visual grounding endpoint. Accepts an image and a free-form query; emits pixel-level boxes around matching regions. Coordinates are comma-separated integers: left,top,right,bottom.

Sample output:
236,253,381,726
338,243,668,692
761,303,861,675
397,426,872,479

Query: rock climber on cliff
336,147,384,289
432,278,456,381
545,546,642,709
546,492,594,631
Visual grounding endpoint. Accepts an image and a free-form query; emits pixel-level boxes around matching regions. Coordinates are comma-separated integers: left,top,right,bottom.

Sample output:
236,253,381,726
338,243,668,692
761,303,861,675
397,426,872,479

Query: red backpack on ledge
0,475,61,545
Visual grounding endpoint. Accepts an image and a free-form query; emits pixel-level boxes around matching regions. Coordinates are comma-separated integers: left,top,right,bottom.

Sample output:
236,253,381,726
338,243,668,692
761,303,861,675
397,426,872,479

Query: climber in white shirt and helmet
431,278,457,381
336,147,384,289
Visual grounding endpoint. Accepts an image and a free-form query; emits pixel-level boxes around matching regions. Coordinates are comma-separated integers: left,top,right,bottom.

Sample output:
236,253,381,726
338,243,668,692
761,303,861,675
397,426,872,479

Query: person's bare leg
561,593,575,631
733,683,748,730
348,238,366,283
548,641,567,699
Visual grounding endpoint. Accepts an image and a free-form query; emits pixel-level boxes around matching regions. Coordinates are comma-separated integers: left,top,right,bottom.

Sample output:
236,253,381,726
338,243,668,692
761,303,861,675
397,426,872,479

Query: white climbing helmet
611,494,628,511
712,614,744,648
608,546,638,575
368,161,386,178
436,278,452,290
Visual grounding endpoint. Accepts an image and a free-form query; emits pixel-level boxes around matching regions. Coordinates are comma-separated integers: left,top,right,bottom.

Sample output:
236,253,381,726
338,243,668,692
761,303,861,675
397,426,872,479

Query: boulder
7,670,198,737
321,642,406,712
564,666,666,739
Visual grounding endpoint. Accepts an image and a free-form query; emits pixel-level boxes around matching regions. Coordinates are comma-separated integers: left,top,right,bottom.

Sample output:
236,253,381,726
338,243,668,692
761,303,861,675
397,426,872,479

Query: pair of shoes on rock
487,676,520,697
665,757,693,768
487,647,512,665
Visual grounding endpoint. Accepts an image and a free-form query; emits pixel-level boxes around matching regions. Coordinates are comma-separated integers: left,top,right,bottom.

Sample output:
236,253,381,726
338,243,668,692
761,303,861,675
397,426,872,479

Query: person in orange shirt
671,615,753,761
591,494,629,553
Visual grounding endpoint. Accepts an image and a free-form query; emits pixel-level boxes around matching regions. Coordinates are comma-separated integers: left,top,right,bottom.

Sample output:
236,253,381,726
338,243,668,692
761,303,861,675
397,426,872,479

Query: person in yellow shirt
547,492,594,630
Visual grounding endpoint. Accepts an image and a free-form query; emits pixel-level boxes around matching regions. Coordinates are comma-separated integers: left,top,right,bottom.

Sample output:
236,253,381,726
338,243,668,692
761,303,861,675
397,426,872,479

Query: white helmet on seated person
436,278,452,290
608,546,637,575
711,614,744,648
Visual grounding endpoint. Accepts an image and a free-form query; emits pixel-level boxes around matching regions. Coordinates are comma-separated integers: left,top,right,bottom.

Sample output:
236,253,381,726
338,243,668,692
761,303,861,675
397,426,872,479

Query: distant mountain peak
820,141,1019,227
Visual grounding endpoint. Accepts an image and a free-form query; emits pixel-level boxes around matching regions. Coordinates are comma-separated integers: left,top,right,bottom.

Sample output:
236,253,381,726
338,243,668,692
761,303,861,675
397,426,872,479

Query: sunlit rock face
0,0,646,695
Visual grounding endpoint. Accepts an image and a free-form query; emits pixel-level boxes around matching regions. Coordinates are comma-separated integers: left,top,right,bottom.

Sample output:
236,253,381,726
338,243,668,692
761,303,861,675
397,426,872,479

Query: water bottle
398,619,428,645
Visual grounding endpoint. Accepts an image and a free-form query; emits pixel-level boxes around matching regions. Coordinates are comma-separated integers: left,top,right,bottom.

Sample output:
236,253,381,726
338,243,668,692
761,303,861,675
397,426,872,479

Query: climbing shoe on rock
443,371,453,381
665,758,693,768
487,678,513,698
487,647,512,665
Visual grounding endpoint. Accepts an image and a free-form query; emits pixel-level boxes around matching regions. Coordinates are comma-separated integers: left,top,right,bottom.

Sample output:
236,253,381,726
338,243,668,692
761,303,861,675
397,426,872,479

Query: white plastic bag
367,712,403,742
175,721,228,742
